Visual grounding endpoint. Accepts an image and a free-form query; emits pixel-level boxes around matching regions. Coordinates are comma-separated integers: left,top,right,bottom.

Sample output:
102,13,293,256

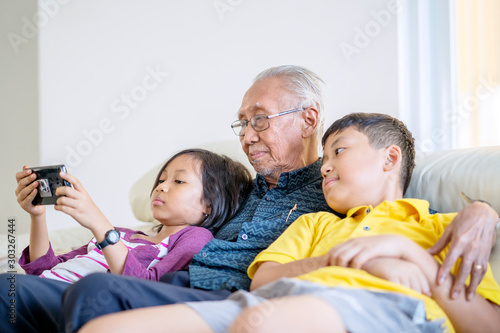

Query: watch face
108,230,120,243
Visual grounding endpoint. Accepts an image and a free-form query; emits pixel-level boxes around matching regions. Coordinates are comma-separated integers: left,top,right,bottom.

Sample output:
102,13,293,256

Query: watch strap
95,229,119,250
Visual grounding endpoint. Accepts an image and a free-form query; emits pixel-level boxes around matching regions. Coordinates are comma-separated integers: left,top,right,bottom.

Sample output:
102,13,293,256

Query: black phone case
29,165,72,205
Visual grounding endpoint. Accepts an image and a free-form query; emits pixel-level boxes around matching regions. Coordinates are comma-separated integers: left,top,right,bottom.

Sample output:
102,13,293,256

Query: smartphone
29,165,73,205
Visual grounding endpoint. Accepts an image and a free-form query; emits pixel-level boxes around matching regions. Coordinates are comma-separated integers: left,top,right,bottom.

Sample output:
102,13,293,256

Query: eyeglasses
230,108,305,136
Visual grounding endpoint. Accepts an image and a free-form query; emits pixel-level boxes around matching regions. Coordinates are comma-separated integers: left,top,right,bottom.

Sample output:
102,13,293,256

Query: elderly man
4,66,497,333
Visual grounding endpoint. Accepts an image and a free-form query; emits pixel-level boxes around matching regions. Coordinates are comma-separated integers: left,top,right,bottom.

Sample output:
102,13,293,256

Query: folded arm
360,258,431,296
402,236,500,333
334,235,500,332
250,256,326,291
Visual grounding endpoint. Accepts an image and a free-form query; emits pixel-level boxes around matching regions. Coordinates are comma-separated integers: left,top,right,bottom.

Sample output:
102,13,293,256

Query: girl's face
150,154,208,227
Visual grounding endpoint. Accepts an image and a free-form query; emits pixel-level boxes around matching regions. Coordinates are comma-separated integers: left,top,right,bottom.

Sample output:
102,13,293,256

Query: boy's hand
362,258,431,296
325,235,408,268
54,172,106,230
15,166,46,216
428,201,497,301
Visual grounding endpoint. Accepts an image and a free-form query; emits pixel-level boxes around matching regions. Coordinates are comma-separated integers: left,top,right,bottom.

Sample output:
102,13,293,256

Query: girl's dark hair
322,113,416,195
151,148,253,234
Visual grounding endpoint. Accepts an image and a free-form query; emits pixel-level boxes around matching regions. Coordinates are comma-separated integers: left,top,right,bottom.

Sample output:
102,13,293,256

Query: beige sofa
2,144,499,284
130,144,500,282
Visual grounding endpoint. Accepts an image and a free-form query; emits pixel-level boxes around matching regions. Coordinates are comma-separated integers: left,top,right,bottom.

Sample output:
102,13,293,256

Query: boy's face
321,126,388,214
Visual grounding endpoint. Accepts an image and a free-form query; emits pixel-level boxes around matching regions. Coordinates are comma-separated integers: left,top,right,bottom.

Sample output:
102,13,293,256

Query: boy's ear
302,107,319,138
383,145,402,172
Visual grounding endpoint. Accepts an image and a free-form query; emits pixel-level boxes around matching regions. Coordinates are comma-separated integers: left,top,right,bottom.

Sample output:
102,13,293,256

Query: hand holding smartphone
29,165,73,205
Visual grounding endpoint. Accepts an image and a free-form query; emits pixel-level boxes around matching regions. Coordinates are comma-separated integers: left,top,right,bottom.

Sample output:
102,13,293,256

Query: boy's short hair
322,113,416,194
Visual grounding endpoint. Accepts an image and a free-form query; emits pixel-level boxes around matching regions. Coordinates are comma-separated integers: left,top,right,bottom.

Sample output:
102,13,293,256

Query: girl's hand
15,166,46,216
54,172,107,230
362,258,431,296
325,234,409,268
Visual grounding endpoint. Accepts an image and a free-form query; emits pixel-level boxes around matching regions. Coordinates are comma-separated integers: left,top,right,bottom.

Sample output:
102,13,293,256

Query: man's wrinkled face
237,77,306,183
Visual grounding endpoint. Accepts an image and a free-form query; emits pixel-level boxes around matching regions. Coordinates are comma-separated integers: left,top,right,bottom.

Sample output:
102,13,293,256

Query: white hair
253,65,326,141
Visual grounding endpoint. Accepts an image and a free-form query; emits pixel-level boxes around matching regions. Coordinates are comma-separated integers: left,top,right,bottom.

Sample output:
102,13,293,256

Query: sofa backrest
130,144,500,221
405,146,500,214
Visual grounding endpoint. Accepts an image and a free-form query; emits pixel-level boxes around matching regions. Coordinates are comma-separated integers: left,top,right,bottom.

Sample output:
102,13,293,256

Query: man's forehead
237,103,268,115
238,78,294,113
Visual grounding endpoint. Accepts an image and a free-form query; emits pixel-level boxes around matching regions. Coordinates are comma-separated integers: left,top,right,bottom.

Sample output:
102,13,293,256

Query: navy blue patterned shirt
189,159,334,291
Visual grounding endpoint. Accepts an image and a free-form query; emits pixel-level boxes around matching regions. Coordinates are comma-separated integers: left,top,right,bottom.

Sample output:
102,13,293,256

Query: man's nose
242,124,259,144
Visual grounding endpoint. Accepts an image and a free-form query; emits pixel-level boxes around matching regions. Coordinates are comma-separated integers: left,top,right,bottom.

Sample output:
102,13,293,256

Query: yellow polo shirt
248,199,500,332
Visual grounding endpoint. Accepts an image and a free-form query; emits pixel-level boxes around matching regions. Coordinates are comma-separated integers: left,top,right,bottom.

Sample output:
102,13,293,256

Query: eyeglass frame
230,107,305,136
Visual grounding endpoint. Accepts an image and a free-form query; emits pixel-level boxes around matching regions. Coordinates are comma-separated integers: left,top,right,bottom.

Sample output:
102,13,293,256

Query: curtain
398,0,454,152
453,0,500,148
398,0,500,151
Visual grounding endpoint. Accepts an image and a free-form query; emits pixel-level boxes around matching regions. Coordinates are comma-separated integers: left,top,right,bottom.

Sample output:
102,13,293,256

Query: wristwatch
95,229,120,250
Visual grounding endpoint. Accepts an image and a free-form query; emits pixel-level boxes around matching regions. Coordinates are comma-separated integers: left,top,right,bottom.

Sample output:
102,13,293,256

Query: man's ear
302,107,319,138
383,145,402,172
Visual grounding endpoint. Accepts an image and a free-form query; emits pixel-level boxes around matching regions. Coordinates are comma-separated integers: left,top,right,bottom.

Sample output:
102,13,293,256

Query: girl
14,148,253,283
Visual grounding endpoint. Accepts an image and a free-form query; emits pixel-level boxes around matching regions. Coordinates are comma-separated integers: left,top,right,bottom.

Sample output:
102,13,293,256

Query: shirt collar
345,198,430,222
255,159,324,197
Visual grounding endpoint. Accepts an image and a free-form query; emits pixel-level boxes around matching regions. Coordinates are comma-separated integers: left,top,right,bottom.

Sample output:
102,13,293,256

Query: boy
80,113,500,333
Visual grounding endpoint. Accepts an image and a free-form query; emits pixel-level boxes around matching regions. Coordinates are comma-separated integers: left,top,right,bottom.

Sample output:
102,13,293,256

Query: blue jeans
0,273,70,333
62,271,232,332
0,271,231,333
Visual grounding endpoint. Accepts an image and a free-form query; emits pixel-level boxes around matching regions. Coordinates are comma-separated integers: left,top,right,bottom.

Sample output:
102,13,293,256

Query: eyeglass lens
232,115,269,136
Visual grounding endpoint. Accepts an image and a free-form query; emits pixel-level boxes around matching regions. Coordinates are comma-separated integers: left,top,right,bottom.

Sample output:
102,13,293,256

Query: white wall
1,0,399,240
0,0,39,236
